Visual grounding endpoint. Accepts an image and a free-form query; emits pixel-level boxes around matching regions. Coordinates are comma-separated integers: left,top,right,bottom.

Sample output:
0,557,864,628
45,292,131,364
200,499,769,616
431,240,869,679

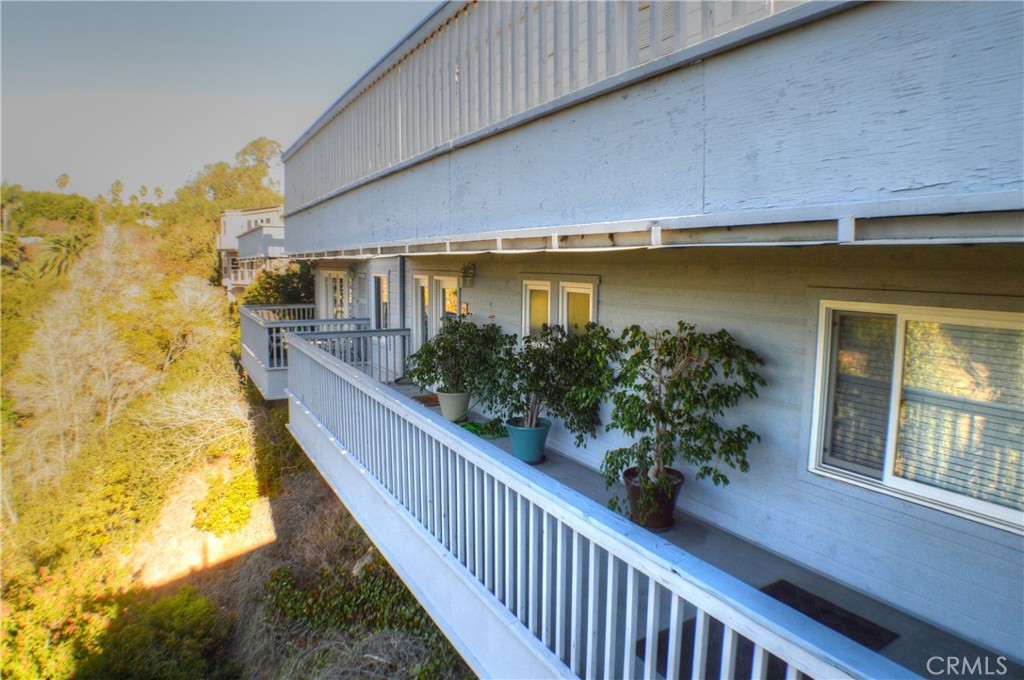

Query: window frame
411,272,460,349
519,274,599,337
558,281,597,332
319,270,350,319
522,280,552,337
809,299,1023,532
372,273,389,329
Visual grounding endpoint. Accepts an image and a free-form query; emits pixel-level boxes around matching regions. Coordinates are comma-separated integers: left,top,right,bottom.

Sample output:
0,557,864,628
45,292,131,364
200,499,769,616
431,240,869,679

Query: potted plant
494,323,617,463
405,315,507,421
602,321,766,531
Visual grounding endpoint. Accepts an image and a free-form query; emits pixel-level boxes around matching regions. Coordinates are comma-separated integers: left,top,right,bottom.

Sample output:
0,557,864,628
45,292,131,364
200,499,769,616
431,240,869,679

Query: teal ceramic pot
505,417,551,464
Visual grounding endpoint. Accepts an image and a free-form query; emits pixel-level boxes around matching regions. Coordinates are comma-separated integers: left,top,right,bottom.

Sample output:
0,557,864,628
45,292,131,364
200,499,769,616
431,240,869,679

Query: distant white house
244,2,1023,678
217,205,286,298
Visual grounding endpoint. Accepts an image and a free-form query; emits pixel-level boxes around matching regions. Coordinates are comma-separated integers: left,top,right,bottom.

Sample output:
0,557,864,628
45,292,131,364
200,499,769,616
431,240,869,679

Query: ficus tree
493,322,618,446
602,321,766,518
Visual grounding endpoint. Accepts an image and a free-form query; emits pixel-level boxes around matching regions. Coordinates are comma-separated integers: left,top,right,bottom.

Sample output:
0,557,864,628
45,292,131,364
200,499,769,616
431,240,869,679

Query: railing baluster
484,473,495,592
456,453,466,564
555,522,567,660
692,610,711,680
665,594,685,680
542,512,554,647
751,643,770,680
585,542,600,679
501,484,511,604
518,495,528,625
623,567,640,679
604,556,620,679
570,531,584,674
528,503,540,634
720,626,739,680
644,581,661,680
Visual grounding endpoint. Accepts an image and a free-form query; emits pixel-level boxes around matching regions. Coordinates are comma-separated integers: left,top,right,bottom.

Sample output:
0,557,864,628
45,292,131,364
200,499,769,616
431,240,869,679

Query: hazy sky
2,1,438,199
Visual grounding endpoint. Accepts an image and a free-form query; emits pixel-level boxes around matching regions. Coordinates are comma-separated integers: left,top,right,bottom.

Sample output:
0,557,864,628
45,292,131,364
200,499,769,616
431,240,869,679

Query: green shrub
75,586,240,680
192,467,259,536
239,261,314,305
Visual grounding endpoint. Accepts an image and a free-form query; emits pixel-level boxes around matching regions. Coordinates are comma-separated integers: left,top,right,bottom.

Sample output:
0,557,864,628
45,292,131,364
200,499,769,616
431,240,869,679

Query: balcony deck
389,379,1018,680
260,316,1018,680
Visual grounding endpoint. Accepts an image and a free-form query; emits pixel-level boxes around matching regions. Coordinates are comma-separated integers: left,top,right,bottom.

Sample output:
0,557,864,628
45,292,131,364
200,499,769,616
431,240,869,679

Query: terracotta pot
623,467,684,532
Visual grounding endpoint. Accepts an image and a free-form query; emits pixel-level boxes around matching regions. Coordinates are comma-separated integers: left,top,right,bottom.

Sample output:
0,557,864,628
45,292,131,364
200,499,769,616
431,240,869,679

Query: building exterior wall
289,0,1023,664
347,242,1023,658
218,206,284,252
285,1,1023,255
237,225,286,260
283,0,814,211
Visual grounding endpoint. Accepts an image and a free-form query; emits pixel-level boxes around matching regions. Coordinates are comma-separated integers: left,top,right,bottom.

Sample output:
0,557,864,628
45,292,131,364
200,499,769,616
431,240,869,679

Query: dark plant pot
623,467,685,532
437,391,470,421
505,417,550,464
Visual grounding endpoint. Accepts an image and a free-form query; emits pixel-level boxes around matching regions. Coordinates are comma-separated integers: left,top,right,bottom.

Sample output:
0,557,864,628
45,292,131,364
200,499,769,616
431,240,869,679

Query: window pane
565,291,591,334
896,322,1023,510
375,276,389,329
528,288,549,336
824,312,896,478
418,284,429,342
442,286,458,318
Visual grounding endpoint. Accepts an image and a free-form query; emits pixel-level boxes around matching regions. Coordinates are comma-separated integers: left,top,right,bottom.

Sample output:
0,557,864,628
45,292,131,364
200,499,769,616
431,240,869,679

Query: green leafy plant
494,323,617,445
405,316,510,396
459,418,507,439
602,321,766,521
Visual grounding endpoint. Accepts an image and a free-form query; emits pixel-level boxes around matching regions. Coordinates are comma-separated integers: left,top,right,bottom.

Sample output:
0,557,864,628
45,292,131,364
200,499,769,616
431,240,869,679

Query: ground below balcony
391,381,1022,680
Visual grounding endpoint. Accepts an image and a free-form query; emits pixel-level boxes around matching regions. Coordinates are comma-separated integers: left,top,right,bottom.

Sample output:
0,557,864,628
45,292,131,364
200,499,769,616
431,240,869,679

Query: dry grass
276,630,436,680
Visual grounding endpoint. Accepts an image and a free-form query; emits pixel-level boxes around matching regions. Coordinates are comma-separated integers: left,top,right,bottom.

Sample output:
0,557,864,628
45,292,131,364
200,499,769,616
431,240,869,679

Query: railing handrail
244,303,316,310
297,328,409,340
259,317,371,330
287,333,919,680
239,303,369,328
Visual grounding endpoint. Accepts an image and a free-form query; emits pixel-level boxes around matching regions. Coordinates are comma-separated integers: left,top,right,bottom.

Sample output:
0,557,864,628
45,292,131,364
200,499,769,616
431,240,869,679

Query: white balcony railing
223,268,259,286
239,304,372,398
285,333,919,680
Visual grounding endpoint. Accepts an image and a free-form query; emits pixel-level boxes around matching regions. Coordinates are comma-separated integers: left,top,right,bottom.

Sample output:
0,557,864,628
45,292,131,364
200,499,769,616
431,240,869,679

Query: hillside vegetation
1,141,470,679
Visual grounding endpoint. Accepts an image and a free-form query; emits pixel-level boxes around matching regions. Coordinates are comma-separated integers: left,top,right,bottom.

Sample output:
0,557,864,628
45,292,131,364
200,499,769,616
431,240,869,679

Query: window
322,272,348,319
413,274,460,350
559,282,595,334
522,281,551,337
812,301,1023,530
437,277,459,321
373,275,389,329
521,275,599,337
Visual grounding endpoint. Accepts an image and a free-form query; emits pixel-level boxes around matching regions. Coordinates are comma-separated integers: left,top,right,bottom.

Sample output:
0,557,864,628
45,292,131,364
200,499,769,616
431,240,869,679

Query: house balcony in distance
239,303,1004,680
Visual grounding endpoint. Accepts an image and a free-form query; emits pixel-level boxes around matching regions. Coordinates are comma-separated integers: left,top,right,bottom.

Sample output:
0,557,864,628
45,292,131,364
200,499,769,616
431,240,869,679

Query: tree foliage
602,322,766,519
493,323,618,445
152,137,282,277
405,315,510,395
238,261,314,306
5,190,97,234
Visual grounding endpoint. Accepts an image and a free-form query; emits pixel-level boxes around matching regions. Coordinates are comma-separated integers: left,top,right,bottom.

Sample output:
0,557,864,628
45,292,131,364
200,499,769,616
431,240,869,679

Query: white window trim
410,271,459,345
809,299,1023,533
520,274,599,336
413,274,431,351
558,281,597,330
522,280,552,337
372,273,389,329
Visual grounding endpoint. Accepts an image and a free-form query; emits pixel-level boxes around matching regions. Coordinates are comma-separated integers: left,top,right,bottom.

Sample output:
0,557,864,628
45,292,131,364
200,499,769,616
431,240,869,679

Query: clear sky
1,1,438,199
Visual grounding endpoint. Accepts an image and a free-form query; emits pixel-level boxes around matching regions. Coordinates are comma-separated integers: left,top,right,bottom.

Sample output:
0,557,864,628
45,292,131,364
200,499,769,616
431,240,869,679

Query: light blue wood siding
400,243,1024,660
285,1,1023,255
